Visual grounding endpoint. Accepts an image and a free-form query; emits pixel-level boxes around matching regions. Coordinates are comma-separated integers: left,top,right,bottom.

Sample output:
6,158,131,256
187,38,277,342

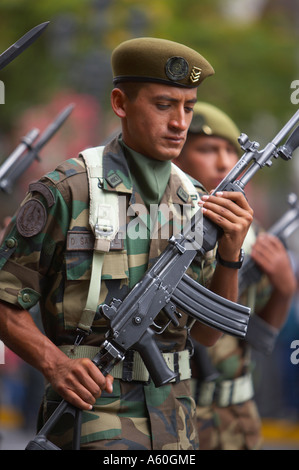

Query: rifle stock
25,400,79,450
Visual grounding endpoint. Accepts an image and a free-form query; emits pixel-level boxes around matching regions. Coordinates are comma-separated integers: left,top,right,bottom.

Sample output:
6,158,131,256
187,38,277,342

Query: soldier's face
175,134,239,192
114,83,197,161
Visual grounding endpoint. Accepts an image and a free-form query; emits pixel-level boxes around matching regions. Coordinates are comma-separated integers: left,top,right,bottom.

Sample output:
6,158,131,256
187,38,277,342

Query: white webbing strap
82,146,120,252
77,251,105,334
76,146,119,336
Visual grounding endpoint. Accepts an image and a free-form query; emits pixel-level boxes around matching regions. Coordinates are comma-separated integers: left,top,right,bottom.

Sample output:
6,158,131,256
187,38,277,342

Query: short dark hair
114,81,145,101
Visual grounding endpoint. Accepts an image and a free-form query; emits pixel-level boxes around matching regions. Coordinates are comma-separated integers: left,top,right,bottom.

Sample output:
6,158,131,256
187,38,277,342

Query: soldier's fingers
54,372,99,409
61,387,95,411
200,192,253,218
81,360,114,394
105,374,114,394
211,190,252,210
256,233,284,251
251,245,272,267
200,197,251,227
215,190,252,208
73,358,108,395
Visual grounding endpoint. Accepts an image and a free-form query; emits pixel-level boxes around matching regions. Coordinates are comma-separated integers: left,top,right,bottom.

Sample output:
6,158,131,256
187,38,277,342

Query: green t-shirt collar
120,138,171,208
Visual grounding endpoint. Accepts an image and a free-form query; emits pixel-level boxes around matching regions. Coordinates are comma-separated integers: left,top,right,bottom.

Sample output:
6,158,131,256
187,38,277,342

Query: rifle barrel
0,22,50,71
0,104,74,193
34,103,75,152
0,128,40,191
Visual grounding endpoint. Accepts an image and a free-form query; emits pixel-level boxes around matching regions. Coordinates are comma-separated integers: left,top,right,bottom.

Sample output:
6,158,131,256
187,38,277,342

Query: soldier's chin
159,144,183,161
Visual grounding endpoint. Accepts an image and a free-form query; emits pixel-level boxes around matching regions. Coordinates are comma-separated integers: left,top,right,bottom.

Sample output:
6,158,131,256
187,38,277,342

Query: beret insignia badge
165,56,189,81
190,66,202,83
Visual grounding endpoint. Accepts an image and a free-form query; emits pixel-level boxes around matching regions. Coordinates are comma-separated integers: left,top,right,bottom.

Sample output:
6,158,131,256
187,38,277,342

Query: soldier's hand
48,356,114,410
251,233,297,297
199,191,253,261
0,303,114,411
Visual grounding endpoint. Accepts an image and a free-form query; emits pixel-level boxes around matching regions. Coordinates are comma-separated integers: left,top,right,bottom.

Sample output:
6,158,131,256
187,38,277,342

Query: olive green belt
192,373,254,407
59,345,191,383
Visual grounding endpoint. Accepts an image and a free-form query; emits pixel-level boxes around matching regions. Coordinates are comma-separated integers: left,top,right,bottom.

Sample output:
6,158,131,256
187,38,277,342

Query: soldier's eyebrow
154,95,197,104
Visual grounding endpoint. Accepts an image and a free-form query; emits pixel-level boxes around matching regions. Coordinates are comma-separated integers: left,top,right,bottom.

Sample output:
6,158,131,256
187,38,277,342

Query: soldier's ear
111,88,127,118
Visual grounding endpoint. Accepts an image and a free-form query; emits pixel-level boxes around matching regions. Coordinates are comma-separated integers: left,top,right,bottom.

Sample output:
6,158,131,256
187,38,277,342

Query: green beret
189,102,242,155
112,37,214,88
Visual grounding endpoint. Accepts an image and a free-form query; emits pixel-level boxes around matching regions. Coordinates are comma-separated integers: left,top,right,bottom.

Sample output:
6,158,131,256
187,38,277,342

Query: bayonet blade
0,21,49,71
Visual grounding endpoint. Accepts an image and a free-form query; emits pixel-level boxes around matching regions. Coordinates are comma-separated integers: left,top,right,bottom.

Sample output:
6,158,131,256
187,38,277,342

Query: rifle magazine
172,274,250,338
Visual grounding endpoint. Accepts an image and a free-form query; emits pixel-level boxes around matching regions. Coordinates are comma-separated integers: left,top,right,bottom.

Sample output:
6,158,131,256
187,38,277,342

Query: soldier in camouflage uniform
174,102,297,450
0,39,253,450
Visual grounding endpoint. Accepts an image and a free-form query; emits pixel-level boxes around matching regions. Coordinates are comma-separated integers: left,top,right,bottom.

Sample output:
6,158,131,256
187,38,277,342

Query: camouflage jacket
0,136,215,449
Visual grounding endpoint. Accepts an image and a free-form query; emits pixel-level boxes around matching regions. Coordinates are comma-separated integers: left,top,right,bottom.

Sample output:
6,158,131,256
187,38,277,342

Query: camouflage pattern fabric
41,378,198,450
195,400,262,450
192,334,263,450
0,136,215,450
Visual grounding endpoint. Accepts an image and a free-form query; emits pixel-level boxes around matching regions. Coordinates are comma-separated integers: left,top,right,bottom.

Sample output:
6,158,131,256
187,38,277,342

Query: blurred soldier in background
174,102,297,450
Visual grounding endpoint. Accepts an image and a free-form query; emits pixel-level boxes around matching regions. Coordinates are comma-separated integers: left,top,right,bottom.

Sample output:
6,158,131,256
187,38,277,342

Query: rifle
0,104,74,193
0,22,49,71
26,109,299,450
238,192,299,295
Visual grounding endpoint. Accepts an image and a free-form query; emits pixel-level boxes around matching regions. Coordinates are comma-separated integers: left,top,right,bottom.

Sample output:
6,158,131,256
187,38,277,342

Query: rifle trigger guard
152,318,171,335
152,300,181,334
151,320,164,333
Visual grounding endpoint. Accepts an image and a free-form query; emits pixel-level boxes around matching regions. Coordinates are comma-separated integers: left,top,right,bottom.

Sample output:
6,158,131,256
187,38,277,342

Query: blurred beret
189,102,242,155
112,37,214,88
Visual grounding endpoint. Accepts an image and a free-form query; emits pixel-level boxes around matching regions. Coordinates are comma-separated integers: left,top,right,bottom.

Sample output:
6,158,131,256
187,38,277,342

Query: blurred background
0,0,299,450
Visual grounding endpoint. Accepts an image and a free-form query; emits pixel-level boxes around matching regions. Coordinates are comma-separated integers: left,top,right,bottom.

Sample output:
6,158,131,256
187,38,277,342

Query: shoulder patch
16,199,47,238
29,182,55,208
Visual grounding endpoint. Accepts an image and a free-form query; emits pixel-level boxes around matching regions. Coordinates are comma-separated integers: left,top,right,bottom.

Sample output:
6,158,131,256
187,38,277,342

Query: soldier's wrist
216,248,244,269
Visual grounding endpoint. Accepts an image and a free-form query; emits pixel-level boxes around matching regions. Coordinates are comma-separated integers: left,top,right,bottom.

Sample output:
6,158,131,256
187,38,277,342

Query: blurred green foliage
0,0,297,125
0,0,298,196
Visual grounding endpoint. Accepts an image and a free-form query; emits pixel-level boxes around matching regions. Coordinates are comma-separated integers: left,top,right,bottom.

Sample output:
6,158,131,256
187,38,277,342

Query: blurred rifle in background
0,22,49,71
0,104,74,193
239,192,299,294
